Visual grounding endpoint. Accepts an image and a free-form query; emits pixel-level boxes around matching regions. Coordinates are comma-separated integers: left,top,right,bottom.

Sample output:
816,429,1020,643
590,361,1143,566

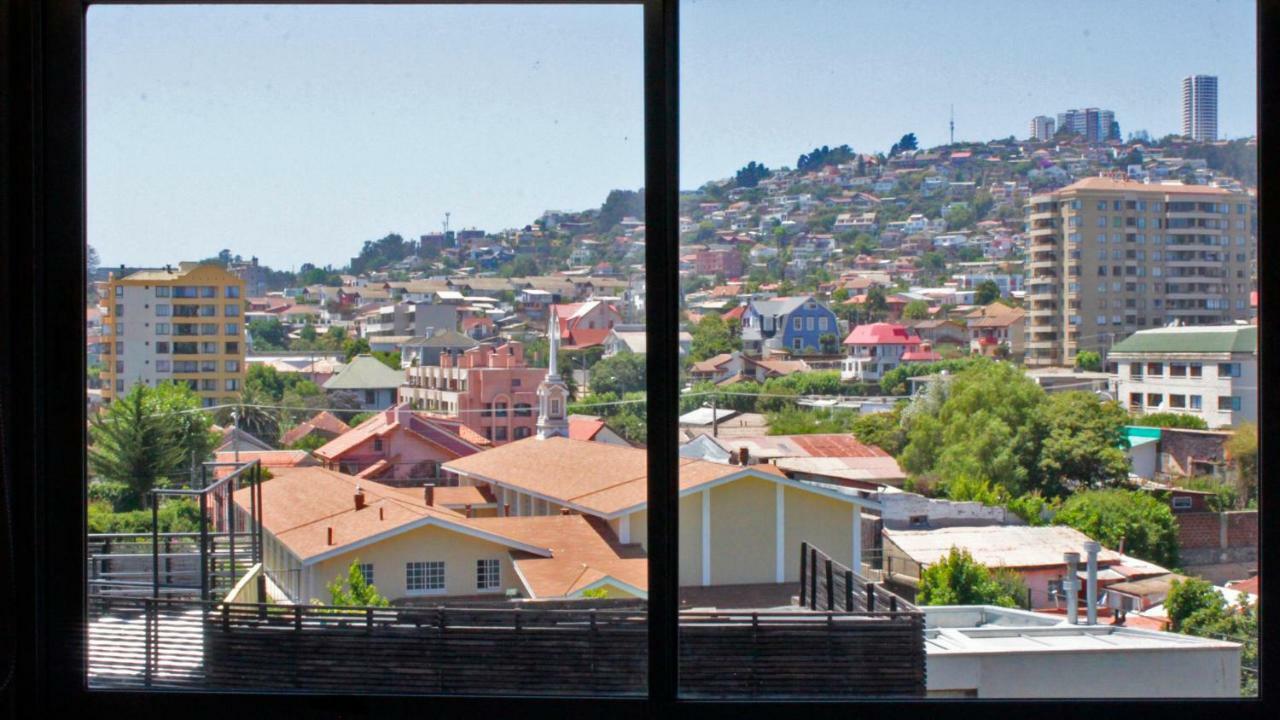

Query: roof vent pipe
424,483,435,506
1063,552,1080,625
1083,541,1101,626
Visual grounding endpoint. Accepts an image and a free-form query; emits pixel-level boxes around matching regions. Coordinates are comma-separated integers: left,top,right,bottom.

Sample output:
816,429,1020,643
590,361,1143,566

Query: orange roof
280,411,352,446
691,353,733,373
232,467,548,563
443,436,784,518
212,450,318,478
569,416,606,441
469,515,647,598
1058,176,1239,196
315,404,482,461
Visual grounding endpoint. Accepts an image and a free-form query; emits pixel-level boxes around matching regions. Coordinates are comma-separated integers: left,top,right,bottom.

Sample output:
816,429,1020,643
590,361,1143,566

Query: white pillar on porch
852,505,863,576
701,489,711,586
775,483,786,583
619,513,631,543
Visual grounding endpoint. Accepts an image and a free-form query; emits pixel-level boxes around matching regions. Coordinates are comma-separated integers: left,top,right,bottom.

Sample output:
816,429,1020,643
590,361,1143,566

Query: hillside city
85,91,1259,697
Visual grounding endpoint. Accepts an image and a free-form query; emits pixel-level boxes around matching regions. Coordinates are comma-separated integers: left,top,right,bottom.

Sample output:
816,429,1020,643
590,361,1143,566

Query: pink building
399,342,548,444
313,403,486,486
550,300,623,350
695,248,743,278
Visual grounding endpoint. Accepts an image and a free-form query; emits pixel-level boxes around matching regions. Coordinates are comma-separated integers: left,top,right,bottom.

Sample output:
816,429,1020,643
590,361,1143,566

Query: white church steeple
536,308,570,439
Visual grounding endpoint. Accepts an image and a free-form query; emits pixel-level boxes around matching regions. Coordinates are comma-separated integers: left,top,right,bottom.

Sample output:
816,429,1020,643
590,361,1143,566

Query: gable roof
232,466,551,564
314,404,483,461
214,426,274,453
322,355,406,390
280,411,351,446
843,323,922,346
469,515,648,599
748,296,812,317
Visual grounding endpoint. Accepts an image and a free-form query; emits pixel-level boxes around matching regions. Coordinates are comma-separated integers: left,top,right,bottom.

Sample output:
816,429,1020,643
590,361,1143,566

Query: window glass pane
680,0,1256,700
86,3,645,698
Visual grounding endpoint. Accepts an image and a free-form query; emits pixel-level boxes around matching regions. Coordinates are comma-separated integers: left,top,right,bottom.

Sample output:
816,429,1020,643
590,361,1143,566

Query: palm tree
215,387,281,447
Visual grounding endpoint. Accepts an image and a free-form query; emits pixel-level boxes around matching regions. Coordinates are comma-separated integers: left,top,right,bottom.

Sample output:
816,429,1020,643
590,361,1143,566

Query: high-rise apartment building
1055,108,1116,143
1183,75,1218,141
1029,116,1056,141
1025,177,1255,367
100,262,247,406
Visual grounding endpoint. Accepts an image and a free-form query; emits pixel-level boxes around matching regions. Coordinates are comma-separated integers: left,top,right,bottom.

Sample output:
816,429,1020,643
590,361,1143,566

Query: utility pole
949,104,955,146
711,395,719,438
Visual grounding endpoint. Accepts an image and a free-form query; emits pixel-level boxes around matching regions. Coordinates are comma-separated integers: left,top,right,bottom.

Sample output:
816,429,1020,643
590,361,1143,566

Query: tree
689,314,738,361
734,161,771,188
1164,577,1224,632
88,384,187,510
215,388,282,447
973,280,1001,306
324,559,390,607
1074,350,1102,372
888,132,918,157
944,204,974,230
1225,422,1257,505
148,381,220,473
917,547,1021,607
343,337,372,362
1128,412,1208,430
902,300,930,320
1034,392,1130,496
850,405,908,455
1053,489,1180,568
589,353,646,395
299,321,318,344
248,317,288,350
596,189,645,232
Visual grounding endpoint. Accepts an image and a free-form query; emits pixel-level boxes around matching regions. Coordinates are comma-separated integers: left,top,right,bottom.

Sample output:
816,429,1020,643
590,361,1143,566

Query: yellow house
234,467,647,604
101,262,247,406
443,436,881,590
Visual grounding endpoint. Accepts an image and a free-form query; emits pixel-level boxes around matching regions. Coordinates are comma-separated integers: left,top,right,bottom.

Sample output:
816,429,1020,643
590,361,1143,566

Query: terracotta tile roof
280,411,352,446
314,404,483,461
569,417,606,441
563,327,613,350
691,353,733,373
232,467,547,563
443,436,783,517
469,515,647,598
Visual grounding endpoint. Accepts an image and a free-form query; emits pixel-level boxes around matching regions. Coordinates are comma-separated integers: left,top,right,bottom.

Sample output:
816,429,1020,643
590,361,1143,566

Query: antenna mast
949,104,955,145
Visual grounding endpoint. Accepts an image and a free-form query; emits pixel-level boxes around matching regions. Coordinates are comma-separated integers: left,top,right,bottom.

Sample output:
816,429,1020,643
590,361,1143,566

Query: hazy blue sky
89,1,1257,270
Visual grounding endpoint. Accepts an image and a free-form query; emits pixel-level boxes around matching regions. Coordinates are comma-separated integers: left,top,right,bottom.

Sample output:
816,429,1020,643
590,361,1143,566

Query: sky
88,1,1258,270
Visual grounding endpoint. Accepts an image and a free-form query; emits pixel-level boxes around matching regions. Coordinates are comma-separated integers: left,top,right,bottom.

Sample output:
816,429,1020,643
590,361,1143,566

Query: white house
841,323,933,382
1108,325,1257,428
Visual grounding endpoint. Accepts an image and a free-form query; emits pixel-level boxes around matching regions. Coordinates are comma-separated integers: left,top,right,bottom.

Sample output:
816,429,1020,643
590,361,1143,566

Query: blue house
741,296,840,355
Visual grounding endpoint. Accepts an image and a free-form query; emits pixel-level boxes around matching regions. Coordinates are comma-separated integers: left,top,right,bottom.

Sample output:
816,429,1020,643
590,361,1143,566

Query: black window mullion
643,0,679,707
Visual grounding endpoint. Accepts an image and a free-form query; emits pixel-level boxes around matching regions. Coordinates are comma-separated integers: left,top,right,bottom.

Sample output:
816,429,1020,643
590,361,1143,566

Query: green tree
589,353,647,395
1225,422,1258,505
917,547,1020,607
973,280,1001,306
1035,392,1130,496
689,314,738,361
215,388,282,447
149,381,220,472
734,161,771,188
248,317,288,350
245,363,288,401
1054,489,1180,567
1074,350,1102,372
324,559,391,607
1128,412,1209,430
944,204,974,230
343,337,372,362
1164,577,1224,632
299,321,318,343
88,384,187,509
902,300,930,320
850,405,908,455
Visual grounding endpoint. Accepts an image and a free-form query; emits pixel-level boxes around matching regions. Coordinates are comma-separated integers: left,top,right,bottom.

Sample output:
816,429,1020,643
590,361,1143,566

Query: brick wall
1177,512,1221,549
1158,429,1230,477
1177,510,1258,564
1226,510,1258,546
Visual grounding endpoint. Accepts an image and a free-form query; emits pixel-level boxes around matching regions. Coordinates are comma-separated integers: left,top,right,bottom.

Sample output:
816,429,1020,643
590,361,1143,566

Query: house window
1172,496,1194,510
476,559,501,591
365,390,377,405
373,438,383,452
514,426,531,440
406,561,445,593
514,403,532,417
792,338,802,350
114,286,123,297
792,317,802,331
495,427,508,441
358,564,374,586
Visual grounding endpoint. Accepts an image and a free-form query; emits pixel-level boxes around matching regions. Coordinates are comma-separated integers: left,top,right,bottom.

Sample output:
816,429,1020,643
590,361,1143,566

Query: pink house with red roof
840,322,932,382
314,403,487,487
549,300,623,350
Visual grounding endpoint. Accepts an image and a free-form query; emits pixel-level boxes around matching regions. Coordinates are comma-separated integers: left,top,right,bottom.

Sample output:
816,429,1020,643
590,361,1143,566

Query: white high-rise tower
536,309,570,439
1183,75,1218,142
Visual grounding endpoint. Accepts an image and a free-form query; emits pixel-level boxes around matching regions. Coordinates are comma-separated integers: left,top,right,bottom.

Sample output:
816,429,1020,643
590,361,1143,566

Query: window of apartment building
225,303,240,316
1218,396,1242,412
225,360,239,373
1146,393,1163,407
495,426,508,441
155,360,171,373
201,342,217,354
1190,363,1203,378
155,303,170,316
225,286,241,299
514,427,531,440
1169,394,1186,409
406,561,446,594
1190,395,1203,410
154,286,170,297
476,559,501,591
199,286,217,298
225,323,238,336
200,304,217,317
225,342,239,354
1169,362,1186,377
1219,362,1241,378
200,323,219,335
201,379,217,392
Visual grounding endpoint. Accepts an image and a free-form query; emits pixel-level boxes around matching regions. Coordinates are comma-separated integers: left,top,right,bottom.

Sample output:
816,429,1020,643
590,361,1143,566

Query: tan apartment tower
1025,177,1254,367
100,262,247,407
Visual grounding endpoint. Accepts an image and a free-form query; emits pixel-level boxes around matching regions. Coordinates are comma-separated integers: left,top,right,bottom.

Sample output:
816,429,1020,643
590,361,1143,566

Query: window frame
9,0,1274,715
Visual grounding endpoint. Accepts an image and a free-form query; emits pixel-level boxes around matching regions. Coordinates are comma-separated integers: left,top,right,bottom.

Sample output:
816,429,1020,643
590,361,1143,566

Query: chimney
504,503,511,517
354,486,366,511
560,507,570,515
739,447,750,466
424,483,435,506
327,527,334,545
1063,552,1080,625
1083,541,1101,625
379,507,385,521
464,504,473,518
